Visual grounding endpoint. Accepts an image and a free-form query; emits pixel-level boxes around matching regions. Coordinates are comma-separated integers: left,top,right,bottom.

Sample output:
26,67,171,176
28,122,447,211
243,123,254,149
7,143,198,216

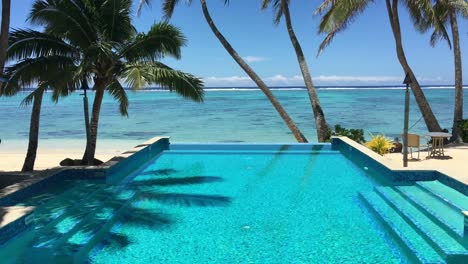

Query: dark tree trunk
83,87,93,164
386,0,442,132
199,0,308,142
82,80,106,164
0,0,11,77
449,9,463,143
282,1,328,142
22,88,45,172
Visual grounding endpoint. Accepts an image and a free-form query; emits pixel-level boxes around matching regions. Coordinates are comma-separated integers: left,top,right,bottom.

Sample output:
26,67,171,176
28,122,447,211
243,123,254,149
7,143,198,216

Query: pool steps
360,191,445,263
416,181,468,213
27,188,136,263
54,191,136,264
396,186,463,237
29,182,102,230
29,187,115,256
360,180,468,263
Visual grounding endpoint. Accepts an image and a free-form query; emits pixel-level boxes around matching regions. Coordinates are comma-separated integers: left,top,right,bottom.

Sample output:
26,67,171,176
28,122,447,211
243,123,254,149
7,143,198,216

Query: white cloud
203,74,445,87
242,56,269,63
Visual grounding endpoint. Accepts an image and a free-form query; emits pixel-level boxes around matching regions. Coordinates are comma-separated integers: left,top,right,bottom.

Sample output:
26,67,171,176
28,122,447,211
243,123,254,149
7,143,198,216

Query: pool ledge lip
103,136,170,166
0,136,170,203
333,136,468,193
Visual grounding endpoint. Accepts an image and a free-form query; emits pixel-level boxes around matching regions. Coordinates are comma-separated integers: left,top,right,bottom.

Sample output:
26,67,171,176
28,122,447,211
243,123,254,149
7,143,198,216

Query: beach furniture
425,132,452,158
407,133,422,159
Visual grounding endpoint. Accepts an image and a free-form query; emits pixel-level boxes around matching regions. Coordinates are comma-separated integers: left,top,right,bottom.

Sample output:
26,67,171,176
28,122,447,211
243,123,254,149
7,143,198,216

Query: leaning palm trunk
199,0,307,142
22,87,45,172
282,2,328,142
82,81,106,164
82,86,93,165
0,0,11,76
449,9,463,143
386,0,442,132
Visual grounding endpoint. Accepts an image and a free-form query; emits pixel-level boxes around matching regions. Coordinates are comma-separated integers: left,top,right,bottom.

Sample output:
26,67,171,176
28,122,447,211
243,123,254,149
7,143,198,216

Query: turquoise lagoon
0,87,467,147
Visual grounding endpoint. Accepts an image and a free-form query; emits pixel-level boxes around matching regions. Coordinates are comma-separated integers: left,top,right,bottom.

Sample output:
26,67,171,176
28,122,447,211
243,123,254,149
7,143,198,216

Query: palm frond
316,0,371,56
121,63,152,90
107,79,129,116
97,0,136,42
29,0,97,47
137,0,151,16
7,29,78,62
120,22,186,62
450,0,468,17
2,56,77,96
21,84,48,106
261,0,284,25
123,61,204,102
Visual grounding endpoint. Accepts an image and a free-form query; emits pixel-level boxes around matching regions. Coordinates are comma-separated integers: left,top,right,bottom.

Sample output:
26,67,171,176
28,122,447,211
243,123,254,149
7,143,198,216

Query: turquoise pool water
3,143,466,263
89,144,403,263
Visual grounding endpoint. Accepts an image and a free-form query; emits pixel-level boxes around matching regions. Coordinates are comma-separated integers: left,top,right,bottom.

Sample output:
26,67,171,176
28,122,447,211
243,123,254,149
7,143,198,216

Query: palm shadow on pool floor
95,175,232,252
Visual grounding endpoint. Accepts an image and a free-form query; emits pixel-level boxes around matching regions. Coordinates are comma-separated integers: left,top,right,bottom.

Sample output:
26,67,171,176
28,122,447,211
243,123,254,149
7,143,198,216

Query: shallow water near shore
0,87,467,148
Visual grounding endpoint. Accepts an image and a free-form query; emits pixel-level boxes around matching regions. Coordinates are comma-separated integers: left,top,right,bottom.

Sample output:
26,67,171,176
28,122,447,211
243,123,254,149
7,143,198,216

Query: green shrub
459,120,468,143
366,134,393,155
328,124,365,143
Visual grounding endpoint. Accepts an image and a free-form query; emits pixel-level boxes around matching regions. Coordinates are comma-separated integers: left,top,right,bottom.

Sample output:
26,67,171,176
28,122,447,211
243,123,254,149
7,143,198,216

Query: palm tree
261,0,328,142
139,0,308,143
1,29,78,171
0,0,11,78
316,0,446,132
27,0,205,165
419,0,467,142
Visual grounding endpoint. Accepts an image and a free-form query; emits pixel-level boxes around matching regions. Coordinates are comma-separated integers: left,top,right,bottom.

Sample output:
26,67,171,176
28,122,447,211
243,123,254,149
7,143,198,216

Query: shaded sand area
385,144,468,185
339,137,468,185
0,139,139,172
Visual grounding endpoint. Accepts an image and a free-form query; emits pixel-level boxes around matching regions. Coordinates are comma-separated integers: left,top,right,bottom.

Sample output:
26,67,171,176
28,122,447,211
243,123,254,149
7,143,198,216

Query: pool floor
89,146,403,263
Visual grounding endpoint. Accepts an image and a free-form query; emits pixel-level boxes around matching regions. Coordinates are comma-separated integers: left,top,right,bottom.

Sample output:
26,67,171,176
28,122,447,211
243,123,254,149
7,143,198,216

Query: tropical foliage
316,0,445,133
1,0,204,170
366,134,394,155
329,124,366,144
416,0,468,143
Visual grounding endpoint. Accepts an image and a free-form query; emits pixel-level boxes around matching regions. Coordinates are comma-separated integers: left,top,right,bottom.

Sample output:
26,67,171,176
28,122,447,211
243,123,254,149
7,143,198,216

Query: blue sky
4,0,468,86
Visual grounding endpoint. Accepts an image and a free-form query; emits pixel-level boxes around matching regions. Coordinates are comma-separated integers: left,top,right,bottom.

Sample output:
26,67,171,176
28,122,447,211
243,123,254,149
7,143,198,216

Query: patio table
425,132,452,158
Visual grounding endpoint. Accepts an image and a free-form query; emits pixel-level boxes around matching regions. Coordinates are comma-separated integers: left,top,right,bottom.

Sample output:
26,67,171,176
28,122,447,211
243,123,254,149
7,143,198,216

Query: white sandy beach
0,139,139,172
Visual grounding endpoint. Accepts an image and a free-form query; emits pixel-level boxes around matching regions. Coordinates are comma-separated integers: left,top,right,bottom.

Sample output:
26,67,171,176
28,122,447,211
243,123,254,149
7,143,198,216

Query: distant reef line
15,85,466,92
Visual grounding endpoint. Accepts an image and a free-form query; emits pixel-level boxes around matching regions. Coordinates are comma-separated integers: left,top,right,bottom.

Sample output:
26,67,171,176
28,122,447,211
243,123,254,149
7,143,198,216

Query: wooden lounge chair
407,133,421,159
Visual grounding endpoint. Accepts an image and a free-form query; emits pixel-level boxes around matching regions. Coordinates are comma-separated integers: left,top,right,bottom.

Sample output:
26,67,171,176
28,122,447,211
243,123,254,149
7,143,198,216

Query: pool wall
105,137,170,184
332,137,468,195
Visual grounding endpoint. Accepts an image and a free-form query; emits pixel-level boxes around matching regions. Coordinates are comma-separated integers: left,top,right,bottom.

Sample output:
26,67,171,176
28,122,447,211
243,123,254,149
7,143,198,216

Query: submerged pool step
416,181,468,212
50,191,136,263
376,187,468,263
29,182,103,230
29,189,115,255
396,185,464,237
360,191,445,264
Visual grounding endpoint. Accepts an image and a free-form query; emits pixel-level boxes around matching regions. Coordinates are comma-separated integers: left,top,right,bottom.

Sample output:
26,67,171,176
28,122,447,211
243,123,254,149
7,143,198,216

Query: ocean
0,86,467,149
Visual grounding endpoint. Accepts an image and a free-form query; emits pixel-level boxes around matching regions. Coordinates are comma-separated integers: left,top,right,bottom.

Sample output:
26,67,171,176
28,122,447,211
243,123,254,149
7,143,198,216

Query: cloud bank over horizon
204,74,445,87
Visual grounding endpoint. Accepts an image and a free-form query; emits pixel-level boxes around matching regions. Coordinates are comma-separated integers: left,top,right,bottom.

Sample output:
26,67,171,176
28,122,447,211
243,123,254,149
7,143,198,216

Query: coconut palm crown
2,0,204,164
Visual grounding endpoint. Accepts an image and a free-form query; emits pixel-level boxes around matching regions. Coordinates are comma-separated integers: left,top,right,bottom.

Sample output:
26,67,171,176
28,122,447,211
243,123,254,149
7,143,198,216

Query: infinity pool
90,144,402,263
2,143,466,263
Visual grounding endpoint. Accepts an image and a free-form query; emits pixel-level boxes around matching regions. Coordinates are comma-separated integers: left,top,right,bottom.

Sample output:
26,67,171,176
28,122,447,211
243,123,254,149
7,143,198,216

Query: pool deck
338,137,468,185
